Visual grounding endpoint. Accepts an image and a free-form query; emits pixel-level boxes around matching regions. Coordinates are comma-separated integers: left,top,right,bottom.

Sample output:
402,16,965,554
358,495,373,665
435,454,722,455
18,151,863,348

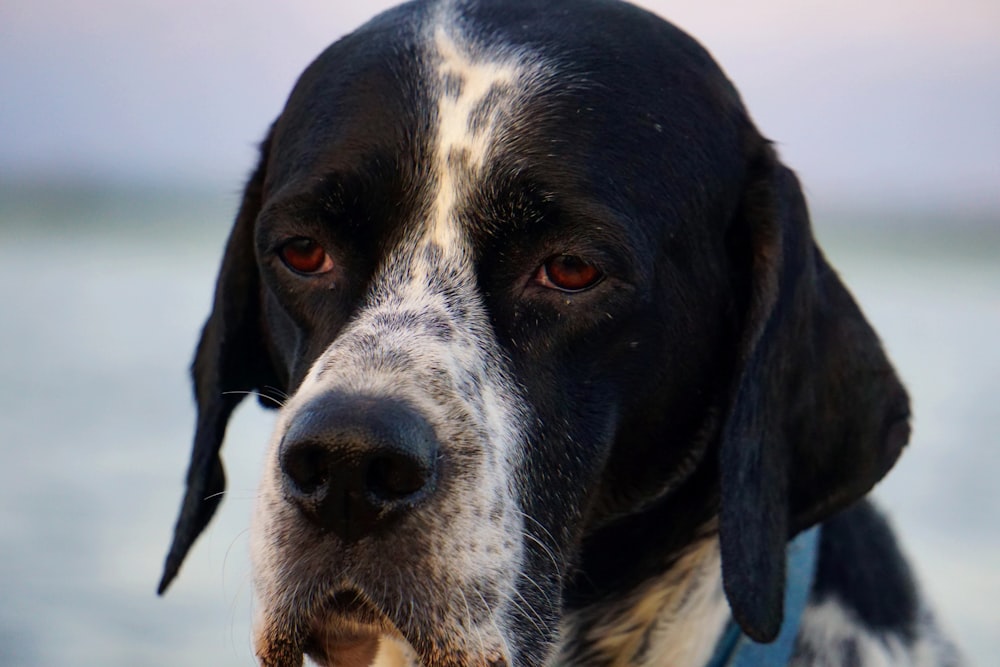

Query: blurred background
1,1,997,665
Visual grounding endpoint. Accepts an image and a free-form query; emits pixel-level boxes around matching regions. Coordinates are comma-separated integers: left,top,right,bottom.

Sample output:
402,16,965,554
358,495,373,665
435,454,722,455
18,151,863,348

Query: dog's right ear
158,128,282,595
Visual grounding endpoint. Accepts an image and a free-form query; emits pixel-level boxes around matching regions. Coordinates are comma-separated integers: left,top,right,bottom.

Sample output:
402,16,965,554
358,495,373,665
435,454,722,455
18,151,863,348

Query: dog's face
159,2,911,666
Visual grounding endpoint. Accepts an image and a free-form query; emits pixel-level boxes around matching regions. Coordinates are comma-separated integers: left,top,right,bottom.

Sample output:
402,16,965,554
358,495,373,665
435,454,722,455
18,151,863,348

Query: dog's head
159,1,909,665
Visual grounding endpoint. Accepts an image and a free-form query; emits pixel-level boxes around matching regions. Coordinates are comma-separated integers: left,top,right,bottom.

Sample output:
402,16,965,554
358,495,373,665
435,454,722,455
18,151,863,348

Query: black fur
812,500,919,639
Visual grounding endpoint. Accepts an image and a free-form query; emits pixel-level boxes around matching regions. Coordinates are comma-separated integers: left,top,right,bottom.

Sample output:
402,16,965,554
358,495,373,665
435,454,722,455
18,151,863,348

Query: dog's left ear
158,129,282,595
718,141,911,641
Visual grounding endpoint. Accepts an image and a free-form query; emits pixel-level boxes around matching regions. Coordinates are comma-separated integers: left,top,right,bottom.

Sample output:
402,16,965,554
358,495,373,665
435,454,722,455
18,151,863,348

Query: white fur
429,25,519,249
792,598,963,667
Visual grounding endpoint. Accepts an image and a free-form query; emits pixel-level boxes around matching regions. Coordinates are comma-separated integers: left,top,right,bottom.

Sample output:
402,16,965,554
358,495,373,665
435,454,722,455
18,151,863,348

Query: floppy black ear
158,131,282,594
718,143,911,641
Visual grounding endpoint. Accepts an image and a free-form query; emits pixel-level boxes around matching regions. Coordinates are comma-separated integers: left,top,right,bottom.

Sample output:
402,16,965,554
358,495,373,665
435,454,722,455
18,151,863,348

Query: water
0,188,996,666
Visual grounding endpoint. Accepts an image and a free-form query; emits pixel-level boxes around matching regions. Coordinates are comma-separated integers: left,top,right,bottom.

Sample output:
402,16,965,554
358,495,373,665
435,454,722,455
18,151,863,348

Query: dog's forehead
264,4,552,250
265,0,749,245
425,22,551,252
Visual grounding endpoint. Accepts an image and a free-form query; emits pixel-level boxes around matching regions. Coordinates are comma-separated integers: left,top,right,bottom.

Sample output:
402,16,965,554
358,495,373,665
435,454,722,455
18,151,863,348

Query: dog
158,1,963,665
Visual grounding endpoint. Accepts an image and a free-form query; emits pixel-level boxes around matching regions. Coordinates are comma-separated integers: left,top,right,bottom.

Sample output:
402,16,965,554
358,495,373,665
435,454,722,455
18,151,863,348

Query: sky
2,0,999,213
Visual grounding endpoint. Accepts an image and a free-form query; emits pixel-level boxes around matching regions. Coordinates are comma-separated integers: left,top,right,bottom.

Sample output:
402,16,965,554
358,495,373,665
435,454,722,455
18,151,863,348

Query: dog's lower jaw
369,637,422,667
252,596,416,667
307,634,416,667
253,627,406,667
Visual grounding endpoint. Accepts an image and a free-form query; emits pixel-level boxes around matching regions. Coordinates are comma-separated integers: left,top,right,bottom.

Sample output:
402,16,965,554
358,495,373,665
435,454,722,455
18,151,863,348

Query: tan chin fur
324,637,381,667
372,636,421,667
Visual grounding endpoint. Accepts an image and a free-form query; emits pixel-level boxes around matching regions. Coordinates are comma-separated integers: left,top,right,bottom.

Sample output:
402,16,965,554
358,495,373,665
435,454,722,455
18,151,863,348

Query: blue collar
707,526,821,667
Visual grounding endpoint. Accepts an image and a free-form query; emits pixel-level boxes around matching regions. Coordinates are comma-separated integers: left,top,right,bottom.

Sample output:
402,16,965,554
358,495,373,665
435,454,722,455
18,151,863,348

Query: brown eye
279,237,333,275
537,254,603,292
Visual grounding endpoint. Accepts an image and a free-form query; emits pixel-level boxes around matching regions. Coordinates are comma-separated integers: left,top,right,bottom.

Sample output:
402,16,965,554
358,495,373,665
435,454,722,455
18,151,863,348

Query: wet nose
279,393,439,542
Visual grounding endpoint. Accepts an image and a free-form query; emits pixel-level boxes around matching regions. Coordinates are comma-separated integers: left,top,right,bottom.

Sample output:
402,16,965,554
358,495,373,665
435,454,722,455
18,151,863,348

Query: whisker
262,385,290,401
458,586,489,660
520,529,562,574
513,508,565,567
473,587,504,639
498,587,548,638
227,569,254,660
514,570,555,616
221,389,287,408
220,528,253,660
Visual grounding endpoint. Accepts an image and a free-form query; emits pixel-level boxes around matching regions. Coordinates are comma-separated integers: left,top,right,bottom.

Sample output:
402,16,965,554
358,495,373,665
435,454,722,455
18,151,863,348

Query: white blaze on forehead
428,24,523,250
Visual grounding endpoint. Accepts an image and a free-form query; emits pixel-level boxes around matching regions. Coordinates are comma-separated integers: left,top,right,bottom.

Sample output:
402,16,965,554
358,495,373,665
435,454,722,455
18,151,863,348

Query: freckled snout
279,393,440,543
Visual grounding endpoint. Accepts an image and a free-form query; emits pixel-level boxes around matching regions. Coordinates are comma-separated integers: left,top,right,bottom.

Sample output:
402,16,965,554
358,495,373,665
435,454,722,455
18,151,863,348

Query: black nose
279,393,439,542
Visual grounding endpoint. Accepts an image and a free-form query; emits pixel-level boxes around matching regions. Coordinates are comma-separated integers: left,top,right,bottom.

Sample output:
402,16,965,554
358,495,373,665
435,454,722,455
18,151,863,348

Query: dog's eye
278,237,334,275
536,254,603,292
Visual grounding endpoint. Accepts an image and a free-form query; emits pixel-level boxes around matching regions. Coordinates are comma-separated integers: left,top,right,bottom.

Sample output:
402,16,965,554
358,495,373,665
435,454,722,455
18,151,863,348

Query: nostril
281,442,332,495
366,452,432,501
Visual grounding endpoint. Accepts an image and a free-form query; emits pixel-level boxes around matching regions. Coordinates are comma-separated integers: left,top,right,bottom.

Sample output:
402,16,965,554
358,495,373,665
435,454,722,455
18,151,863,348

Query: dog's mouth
306,633,382,667
302,591,399,667
255,584,515,667
255,589,417,667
